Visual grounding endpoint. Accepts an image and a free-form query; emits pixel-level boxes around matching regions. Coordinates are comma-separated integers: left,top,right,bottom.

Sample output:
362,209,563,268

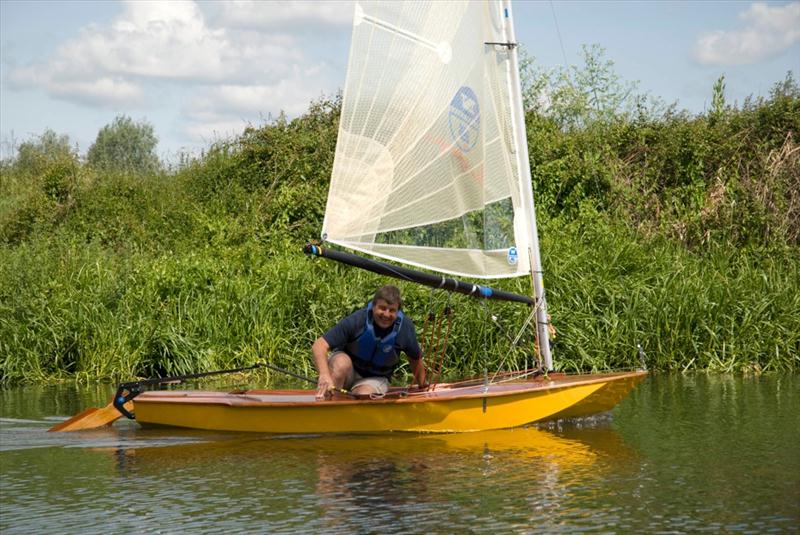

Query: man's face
373,298,399,329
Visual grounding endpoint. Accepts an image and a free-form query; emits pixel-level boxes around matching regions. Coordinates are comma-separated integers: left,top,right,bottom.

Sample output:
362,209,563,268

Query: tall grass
1,85,798,386
541,216,799,373
1,214,797,386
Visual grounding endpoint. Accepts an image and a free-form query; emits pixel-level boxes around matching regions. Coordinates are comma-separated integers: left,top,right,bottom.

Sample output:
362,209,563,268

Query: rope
404,367,545,396
429,300,454,388
475,298,546,385
418,289,440,390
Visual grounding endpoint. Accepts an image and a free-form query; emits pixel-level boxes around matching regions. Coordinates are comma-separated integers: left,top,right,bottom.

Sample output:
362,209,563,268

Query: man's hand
316,374,334,400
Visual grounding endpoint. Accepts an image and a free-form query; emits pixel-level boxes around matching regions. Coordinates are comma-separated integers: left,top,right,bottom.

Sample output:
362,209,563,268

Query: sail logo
448,86,480,152
507,247,518,266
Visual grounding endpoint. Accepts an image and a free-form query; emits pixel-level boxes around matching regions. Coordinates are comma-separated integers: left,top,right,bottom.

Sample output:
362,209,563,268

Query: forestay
323,1,533,279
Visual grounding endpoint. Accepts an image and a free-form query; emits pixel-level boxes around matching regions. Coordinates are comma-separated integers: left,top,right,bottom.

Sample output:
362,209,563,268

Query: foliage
87,115,160,174
0,131,81,246
11,129,78,177
710,75,727,121
525,69,800,249
0,70,798,385
520,44,660,129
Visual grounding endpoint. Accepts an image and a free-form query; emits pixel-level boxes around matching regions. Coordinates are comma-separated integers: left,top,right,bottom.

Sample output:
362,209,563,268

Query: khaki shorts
328,352,389,394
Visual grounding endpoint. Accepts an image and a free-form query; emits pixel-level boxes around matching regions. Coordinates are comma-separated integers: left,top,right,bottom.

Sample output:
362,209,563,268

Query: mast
501,0,553,370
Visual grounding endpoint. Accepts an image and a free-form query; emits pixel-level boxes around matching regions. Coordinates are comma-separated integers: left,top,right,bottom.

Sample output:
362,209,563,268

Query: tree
14,129,77,176
710,75,727,123
87,115,160,173
519,44,652,129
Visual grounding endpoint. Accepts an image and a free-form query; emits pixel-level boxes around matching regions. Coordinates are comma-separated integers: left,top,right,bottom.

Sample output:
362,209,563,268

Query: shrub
87,115,160,174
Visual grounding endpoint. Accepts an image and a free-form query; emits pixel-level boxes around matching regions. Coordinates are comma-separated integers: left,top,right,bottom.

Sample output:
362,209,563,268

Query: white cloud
187,64,328,115
7,0,331,108
2,0,351,156
51,77,146,106
9,66,145,106
218,0,354,29
694,1,800,66
182,63,331,143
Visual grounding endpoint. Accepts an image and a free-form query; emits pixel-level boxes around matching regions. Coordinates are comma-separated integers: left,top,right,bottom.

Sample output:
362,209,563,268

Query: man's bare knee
329,354,353,374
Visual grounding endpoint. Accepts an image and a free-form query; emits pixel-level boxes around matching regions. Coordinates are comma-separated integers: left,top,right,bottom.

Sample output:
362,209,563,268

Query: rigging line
430,294,454,387
486,308,521,347
489,368,543,385
427,294,445,386
424,367,541,390
421,292,440,384
549,0,569,68
473,299,502,383
478,300,499,383
430,310,445,382
480,299,540,384
512,302,540,346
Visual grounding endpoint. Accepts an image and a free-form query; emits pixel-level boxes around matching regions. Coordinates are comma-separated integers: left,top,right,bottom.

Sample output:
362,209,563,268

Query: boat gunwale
133,370,647,409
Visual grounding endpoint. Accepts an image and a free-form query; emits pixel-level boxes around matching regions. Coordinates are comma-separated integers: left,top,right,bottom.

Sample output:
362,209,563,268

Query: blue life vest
346,301,405,378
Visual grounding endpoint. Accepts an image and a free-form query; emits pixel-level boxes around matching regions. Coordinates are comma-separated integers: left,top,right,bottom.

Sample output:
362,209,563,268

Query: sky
1,0,798,162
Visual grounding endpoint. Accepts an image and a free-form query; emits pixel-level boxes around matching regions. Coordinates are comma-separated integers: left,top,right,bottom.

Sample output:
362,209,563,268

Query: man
313,285,425,399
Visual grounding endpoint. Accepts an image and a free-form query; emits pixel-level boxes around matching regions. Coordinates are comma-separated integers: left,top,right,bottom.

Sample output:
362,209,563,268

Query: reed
1,85,798,385
1,217,797,386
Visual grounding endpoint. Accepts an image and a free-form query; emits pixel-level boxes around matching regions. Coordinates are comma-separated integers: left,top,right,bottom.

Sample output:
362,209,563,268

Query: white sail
323,0,532,279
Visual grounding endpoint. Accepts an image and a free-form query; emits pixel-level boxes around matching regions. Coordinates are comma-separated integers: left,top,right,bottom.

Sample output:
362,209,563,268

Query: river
1,373,798,533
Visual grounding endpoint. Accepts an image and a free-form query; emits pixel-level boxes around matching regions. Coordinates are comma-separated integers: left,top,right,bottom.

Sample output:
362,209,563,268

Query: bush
1,73,798,385
87,115,160,174
12,130,77,177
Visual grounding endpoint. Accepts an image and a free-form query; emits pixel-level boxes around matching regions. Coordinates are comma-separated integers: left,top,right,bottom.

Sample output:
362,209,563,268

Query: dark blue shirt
323,307,422,378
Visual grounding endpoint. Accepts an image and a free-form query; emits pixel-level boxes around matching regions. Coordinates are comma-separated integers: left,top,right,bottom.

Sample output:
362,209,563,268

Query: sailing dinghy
51,0,645,434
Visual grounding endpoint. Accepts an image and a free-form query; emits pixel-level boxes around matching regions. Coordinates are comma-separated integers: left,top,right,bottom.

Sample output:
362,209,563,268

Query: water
1,374,798,534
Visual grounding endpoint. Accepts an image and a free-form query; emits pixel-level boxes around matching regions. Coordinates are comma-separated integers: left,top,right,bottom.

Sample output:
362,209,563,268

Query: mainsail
324,1,532,279
322,0,552,368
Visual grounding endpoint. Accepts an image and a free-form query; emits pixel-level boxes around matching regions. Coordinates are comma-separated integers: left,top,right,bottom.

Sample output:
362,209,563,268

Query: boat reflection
97,422,635,477
91,422,637,527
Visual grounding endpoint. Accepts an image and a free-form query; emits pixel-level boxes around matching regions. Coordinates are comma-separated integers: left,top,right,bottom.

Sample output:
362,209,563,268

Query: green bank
1,65,798,385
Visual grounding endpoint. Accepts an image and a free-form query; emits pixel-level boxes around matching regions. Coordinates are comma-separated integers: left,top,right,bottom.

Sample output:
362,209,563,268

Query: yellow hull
133,371,646,433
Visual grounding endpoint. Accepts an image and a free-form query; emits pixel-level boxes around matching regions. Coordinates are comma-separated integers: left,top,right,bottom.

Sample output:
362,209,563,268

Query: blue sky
1,1,798,162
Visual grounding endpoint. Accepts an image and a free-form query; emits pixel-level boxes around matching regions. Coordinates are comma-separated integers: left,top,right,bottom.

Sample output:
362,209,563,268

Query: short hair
373,285,402,308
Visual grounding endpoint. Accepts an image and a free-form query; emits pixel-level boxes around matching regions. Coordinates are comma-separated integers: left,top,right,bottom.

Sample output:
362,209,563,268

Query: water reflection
80,425,634,532
2,374,798,533
97,426,618,475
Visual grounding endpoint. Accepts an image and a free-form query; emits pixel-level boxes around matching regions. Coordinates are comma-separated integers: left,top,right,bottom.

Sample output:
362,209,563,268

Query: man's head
372,285,401,329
